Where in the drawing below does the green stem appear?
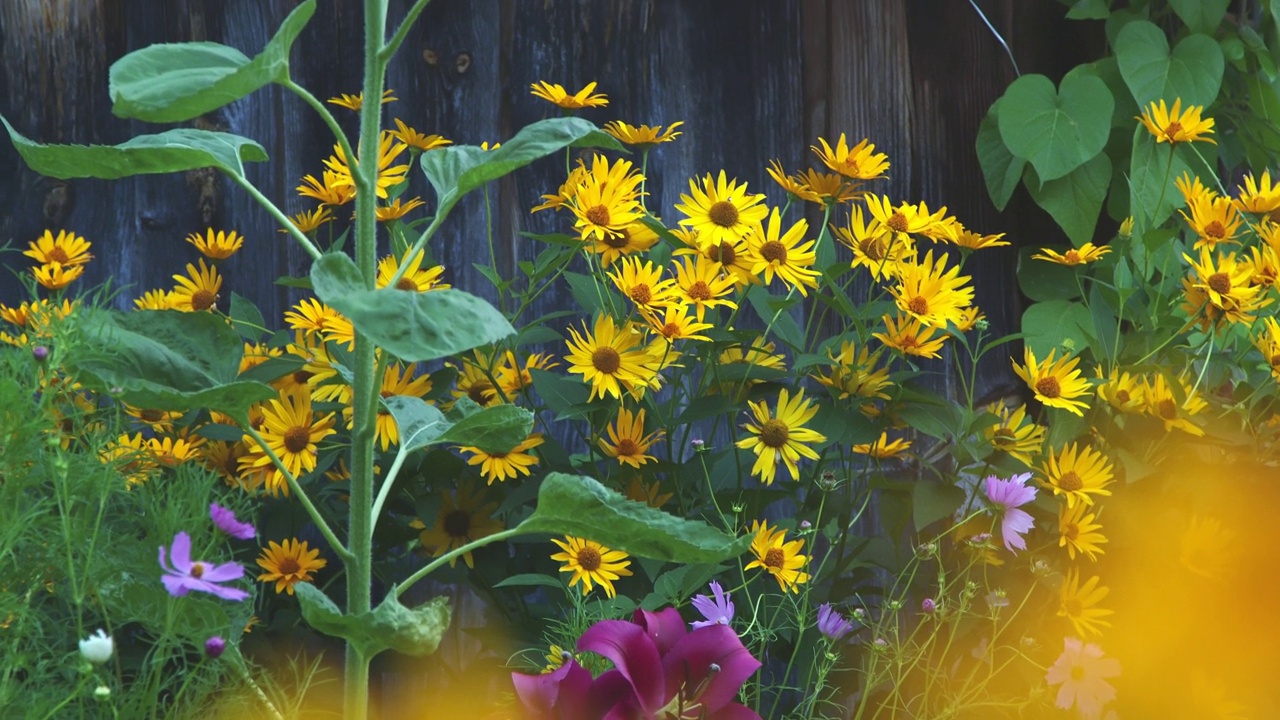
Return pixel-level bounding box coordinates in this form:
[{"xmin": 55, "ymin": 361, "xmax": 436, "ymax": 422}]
[
  {"xmin": 281, "ymin": 78, "xmax": 360, "ymax": 186},
  {"xmin": 394, "ymin": 528, "xmax": 522, "ymax": 599},
  {"xmin": 241, "ymin": 425, "xmax": 352, "ymax": 561},
  {"xmin": 226, "ymin": 173, "xmax": 323, "ymax": 261},
  {"xmin": 380, "ymin": 0, "xmax": 436, "ymax": 63}
]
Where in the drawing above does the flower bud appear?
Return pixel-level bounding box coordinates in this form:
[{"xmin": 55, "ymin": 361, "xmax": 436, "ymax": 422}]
[
  {"xmin": 32, "ymin": 345, "xmax": 49, "ymax": 362},
  {"xmin": 915, "ymin": 542, "xmax": 937, "ymax": 559},
  {"xmin": 79, "ymin": 629, "xmax": 113, "ymax": 665},
  {"xmin": 921, "ymin": 598, "xmax": 937, "ymax": 614},
  {"xmin": 205, "ymin": 636, "xmax": 226, "ymax": 659},
  {"xmin": 94, "ymin": 685, "xmax": 111, "ymax": 701}
]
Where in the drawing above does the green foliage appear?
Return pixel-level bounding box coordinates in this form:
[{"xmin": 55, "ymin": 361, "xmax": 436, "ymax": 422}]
[
  {"xmin": 996, "ymin": 72, "xmax": 1113, "ymax": 182},
  {"xmin": 1115, "ymin": 21, "xmax": 1224, "ymax": 108},
  {"xmin": 1025, "ymin": 153, "xmax": 1112, "ymax": 246},
  {"xmin": 296, "ymin": 584, "xmax": 450, "ymax": 658}
]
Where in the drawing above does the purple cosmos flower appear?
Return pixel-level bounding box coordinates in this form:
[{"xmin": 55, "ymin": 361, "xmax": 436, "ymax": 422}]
[
  {"xmin": 816, "ymin": 603, "xmax": 855, "ymax": 642},
  {"xmin": 205, "ymin": 636, "xmax": 227, "ymax": 659},
  {"xmin": 983, "ymin": 472, "xmax": 1038, "ymax": 553},
  {"xmin": 690, "ymin": 580, "xmax": 735, "ymax": 630},
  {"xmin": 209, "ymin": 502, "xmax": 256, "ymax": 540},
  {"xmin": 159, "ymin": 532, "xmax": 249, "ymax": 601}
]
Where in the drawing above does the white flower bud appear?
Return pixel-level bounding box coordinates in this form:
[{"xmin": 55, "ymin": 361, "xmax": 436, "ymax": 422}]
[{"xmin": 79, "ymin": 629, "xmax": 114, "ymax": 665}]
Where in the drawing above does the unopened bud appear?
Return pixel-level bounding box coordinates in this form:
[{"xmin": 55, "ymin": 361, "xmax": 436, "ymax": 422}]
[
  {"xmin": 32, "ymin": 345, "xmax": 49, "ymax": 362},
  {"xmin": 921, "ymin": 598, "xmax": 937, "ymax": 614},
  {"xmin": 94, "ymin": 685, "xmax": 111, "ymax": 701}
]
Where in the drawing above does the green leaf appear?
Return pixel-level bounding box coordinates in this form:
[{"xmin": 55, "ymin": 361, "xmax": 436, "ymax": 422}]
[
  {"xmin": 493, "ymin": 573, "xmax": 564, "ymax": 590},
  {"xmin": 516, "ymin": 473, "xmax": 750, "ymax": 564},
  {"xmin": 1115, "ymin": 21, "xmax": 1224, "ymax": 108},
  {"xmin": 1128, "ymin": 129, "xmax": 1193, "ymax": 233},
  {"xmin": 976, "ymin": 101, "xmax": 1025, "ymax": 211},
  {"xmin": 311, "ymin": 253, "xmax": 514, "ymax": 363},
  {"xmin": 1, "ymin": 117, "xmax": 267, "ymax": 180},
  {"xmin": 64, "ymin": 309, "xmax": 275, "ymax": 425},
  {"xmin": 421, "ymin": 118, "xmax": 623, "ymax": 217},
  {"xmin": 1168, "ymin": 0, "xmax": 1229, "ymax": 34},
  {"xmin": 1025, "ymin": 153, "xmax": 1112, "ymax": 246},
  {"xmin": 896, "ymin": 395, "xmax": 964, "ymax": 441},
  {"xmin": 237, "ymin": 355, "xmax": 304, "ymax": 385},
  {"xmin": 439, "ymin": 404, "xmax": 534, "ymax": 453},
  {"xmin": 1017, "ymin": 246, "xmax": 1083, "ymax": 302},
  {"xmin": 997, "ymin": 73, "xmax": 1113, "ymax": 182},
  {"xmin": 564, "ymin": 271, "xmax": 612, "ymax": 318},
  {"xmin": 384, "ymin": 396, "xmax": 449, "ymax": 453},
  {"xmin": 1021, "ymin": 300, "xmax": 1094, "ymax": 358},
  {"xmin": 295, "ymin": 583, "xmax": 450, "ymax": 658},
  {"xmin": 229, "ymin": 292, "xmax": 266, "ymax": 340},
  {"xmin": 108, "ymin": 1, "xmax": 315, "ymax": 122},
  {"xmin": 745, "ymin": 286, "xmax": 805, "ymax": 350},
  {"xmin": 529, "ymin": 368, "xmax": 590, "ymax": 419},
  {"xmin": 1066, "ymin": 0, "xmax": 1110, "ymax": 20},
  {"xmin": 912, "ymin": 480, "xmax": 965, "ymax": 532}
]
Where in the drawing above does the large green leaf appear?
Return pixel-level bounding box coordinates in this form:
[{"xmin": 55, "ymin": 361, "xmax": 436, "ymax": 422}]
[
  {"xmin": 421, "ymin": 117, "xmax": 623, "ymax": 217},
  {"xmin": 2, "ymin": 117, "xmax": 266, "ymax": 180},
  {"xmin": 1021, "ymin": 300, "xmax": 1094, "ymax": 358},
  {"xmin": 1128, "ymin": 128, "xmax": 1193, "ymax": 233},
  {"xmin": 1026, "ymin": 153, "xmax": 1112, "ymax": 247},
  {"xmin": 975, "ymin": 100, "xmax": 1025, "ymax": 211},
  {"xmin": 1115, "ymin": 22, "xmax": 1224, "ymax": 108},
  {"xmin": 997, "ymin": 73, "xmax": 1113, "ymax": 182},
  {"xmin": 384, "ymin": 396, "xmax": 450, "ymax": 453},
  {"xmin": 296, "ymin": 583, "xmax": 450, "ymax": 658},
  {"xmin": 1168, "ymin": 0, "xmax": 1229, "ymax": 34},
  {"xmin": 439, "ymin": 404, "xmax": 534, "ymax": 453},
  {"xmin": 310, "ymin": 253, "xmax": 514, "ymax": 363},
  {"xmin": 64, "ymin": 309, "xmax": 276, "ymax": 424},
  {"xmin": 913, "ymin": 480, "xmax": 966, "ymax": 532},
  {"xmin": 516, "ymin": 473, "xmax": 750, "ymax": 564},
  {"xmin": 110, "ymin": 1, "xmax": 315, "ymax": 122}
]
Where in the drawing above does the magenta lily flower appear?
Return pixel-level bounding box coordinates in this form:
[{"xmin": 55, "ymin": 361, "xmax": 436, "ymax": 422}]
[
  {"xmin": 691, "ymin": 580, "xmax": 735, "ymax": 630},
  {"xmin": 209, "ymin": 502, "xmax": 256, "ymax": 540},
  {"xmin": 511, "ymin": 657, "xmax": 597, "ymax": 720},
  {"xmin": 983, "ymin": 472, "xmax": 1038, "ymax": 553},
  {"xmin": 159, "ymin": 531, "xmax": 249, "ymax": 601}
]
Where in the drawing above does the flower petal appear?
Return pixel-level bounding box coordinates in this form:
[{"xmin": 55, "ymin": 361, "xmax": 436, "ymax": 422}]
[
  {"xmin": 662, "ymin": 625, "xmax": 761, "ymax": 712},
  {"xmin": 578, "ymin": 619, "xmax": 665, "ymax": 711},
  {"xmin": 169, "ymin": 531, "xmax": 193, "ymax": 572}
]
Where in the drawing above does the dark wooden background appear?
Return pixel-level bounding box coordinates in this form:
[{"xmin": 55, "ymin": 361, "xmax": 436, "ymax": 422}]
[{"xmin": 0, "ymin": 0, "xmax": 1093, "ymax": 394}]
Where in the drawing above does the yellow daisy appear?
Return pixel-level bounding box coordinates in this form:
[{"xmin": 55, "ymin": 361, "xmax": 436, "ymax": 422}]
[
  {"xmin": 1012, "ymin": 347, "xmax": 1091, "ymax": 416},
  {"xmin": 532, "ymin": 160, "xmax": 588, "ymax": 213},
  {"xmin": 281, "ymin": 206, "xmax": 334, "ymax": 234},
  {"xmin": 376, "ymin": 248, "xmax": 449, "ymax": 292},
  {"xmin": 322, "ymin": 130, "xmax": 409, "ymax": 199},
  {"xmin": 550, "ymin": 536, "xmax": 632, "ymax": 598},
  {"xmin": 891, "ymin": 250, "xmax": 974, "ymax": 328},
  {"xmin": 326, "ymin": 89, "xmax": 396, "ymax": 110},
  {"xmin": 851, "ymin": 431, "xmax": 912, "ymax": 459},
  {"xmin": 624, "ymin": 477, "xmax": 673, "ymax": 508},
  {"xmin": 375, "ymin": 197, "xmax": 426, "ymax": 222},
  {"xmin": 564, "ymin": 315, "xmax": 663, "ymax": 401},
  {"xmin": 23, "ymin": 229, "xmax": 92, "ymax": 267},
  {"xmin": 947, "ymin": 225, "xmax": 1010, "ymax": 250},
  {"xmin": 185, "ymin": 228, "xmax": 244, "ymax": 260},
  {"xmin": 1182, "ymin": 247, "xmax": 1267, "ymax": 327},
  {"xmin": 873, "ymin": 313, "xmax": 947, "ymax": 359},
  {"xmin": 459, "ymin": 432, "xmax": 543, "ymax": 484},
  {"xmin": 644, "ymin": 303, "xmax": 714, "ymax": 343},
  {"xmin": 766, "ymin": 159, "xmax": 822, "ymax": 204},
  {"xmin": 587, "ymin": 221, "xmax": 659, "ymax": 267},
  {"xmin": 598, "ymin": 406, "xmax": 664, "ymax": 468},
  {"xmin": 1143, "ymin": 373, "xmax": 1206, "ymax": 437},
  {"xmin": 134, "ymin": 289, "xmax": 176, "ymax": 311},
  {"xmin": 170, "ymin": 258, "xmax": 222, "ymax": 312},
  {"xmin": 296, "ymin": 170, "xmax": 356, "ymax": 206},
  {"xmin": 735, "ymin": 387, "xmax": 827, "ymax": 485},
  {"xmin": 389, "ymin": 118, "xmax": 451, "ymax": 152},
  {"xmin": 240, "ymin": 386, "xmax": 337, "ymax": 497},
  {"xmin": 607, "ymin": 257, "xmax": 677, "ymax": 312},
  {"xmin": 983, "ymin": 402, "xmax": 1045, "ymax": 467},
  {"xmin": 1058, "ymin": 569, "xmax": 1114, "ymax": 637},
  {"xmin": 743, "ymin": 520, "xmax": 810, "ymax": 593},
  {"xmin": 1176, "ymin": 172, "xmax": 1216, "ymax": 208},
  {"xmin": 32, "ymin": 262, "xmax": 84, "ymax": 291},
  {"xmin": 145, "ymin": 435, "xmax": 203, "ymax": 469},
  {"xmin": 530, "ymin": 80, "xmax": 608, "ymax": 109},
  {"xmin": 1233, "ymin": 169, "xmax": 1280, "ymax": 215},
  {"xmin": 1253, "ymin": 316, "xmax": 1280, "ymax": 381},
  {"xmin": 568, "ymin": 155, "xmax": 645, "ymax": 244},
  {"xmin": 1137, "ymin": 98, "xmax": 1215, "ymax": 145},
  {"xmin": 1095, "ymin": 367, "xmax": 1146, "ymax": 414},
  {"xmin": 343, "ymin": 363, "xmax": 433, "ymax": 451},
  {"xmin": 284, "ymin": 298, "xmax": 342, "ymax": 339},
  {"xmin": 714, "ymin": 338, "xmax": 787, "ymax": 395},
  {"xmin": 416, "ymin": 483, "xmax": 503, "ymax": 569},
  {"xmin": 1040, "ymin": 442, "xmax": 1113, "ymax": 508},
  {"xmin": 602, "ymin": 120, "xmax": 683, "ymax": 149},
  {"xmin": 256, "ymin": 538, "xmax": 327, "ymax": 595},
  {"xmin": 495, "ymin": 350, "xmax": 559, "ymax": 398},
  {"xmin": 1059, "ymin": 501, "xmax": 1108, "ymax": 561},
  {"xmin": 744, "ymin": 207, "xmax": 821, "ymax": 295},
  {"xmin": 100, "ymin": 432, "xmax": 158, "ymax": 487},
  {"xmin": 670, "ymin": 255, "xmax": 738, "ymax": 321},
  {"xmin": 864, "ymin": 195, "xmax": 946, "ymax": 238},
  {"xmin": 675, "ymin": 170, "xmax": 769, "ymax": 247},
  {"xmin": 835, "ymin": 205, "xmax": 916, "ymax": 281},
  {"xmin": 1031, "ymin": 243, "xmax": 1112, "ymax": 266},
  {"xmin": 812, "ymin": 339, "xmax": 892, "ymax": 402},
  {"xmin": 1180, "ymin": 195, "xmax": 1243, "ymax": 250},
  {"xmin": 810, "ymin": 134, "xmax": 890, "ymax": 180}
]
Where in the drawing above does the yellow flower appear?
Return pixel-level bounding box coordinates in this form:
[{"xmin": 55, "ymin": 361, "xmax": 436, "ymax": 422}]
[
  {"xmin": 550, "ymin": 536, "xmax": 632, "ymax": 598},
  {"xmin": 744, "ymin": 207, "xmax": 821, "ymax": 295},
  {"xmin": 494, "ymin": 350, "xmax": 558, "ymax": 397},
  {"xmin": 1040, "ymin": 442, "xmax": 1113, "ymax": 508},
  {"xmin": 480, "ymin": 141, "xmax": 501, "ymax": 151},
  {"xmin": 1058, "ymin": 569, "xmax": 1114, "ymax": 637},
  {"xmin": 1253, "ymin": 316, "xmax": 1280, "ymax": 381},
  {"xmin": 891, "ymin": 250, "xmax": 974, "ymax": 328},
  {"xmin": 864, "ymin": 195, "xmax": 946, "ymax": 238},
  {"xmin": 460, "ymin": 432, "xmax": 544, "ymax": 484},
  {"xmin": 743, "ymin": 520, "xmax": 810, "ymax": 593},
  {"xmin": 1180, "ymin": 195, "xmax": 1243, "ymax": 250},
  {"xmin": 530, "ymin": 80, "xmax": 608, "ymax": 109},
  {"xmin": 326, "ymin": 89, "xmax": 397, "ymax": 110},
  {"xmin": 1137, "ymin": 98, "xmax": 1215, "ymax": 144},
  {"xmin": 1180, "ymin": 515, "xmax": 1240, "ymax": 581},
  {"xmin": 1012, "ymin": 347, "xmax": 1091, "ymax": 416},
  {"xmin": 812, "ymin": 340, "xmax": 892, "ymax": 401},
  {"xmin": 1175, "ymin": 172, "xmax": 1216, "ymax": 208},
  {"xmin": 953, "ymin": 306, "xmax": 984, "ymax": 332},
  {"xmin": 375, "ymin": 248, "xmax": 449, "ymax": 292},
  {"xmin": 23, "ymin": 229, "xmax": 92, "ymax": 267},
  {"xmin": 375, "ymin": 197, "xmax": 426, "ymax": 222},
  {"xmin": 568, "ymin": 155, "xmax": 645, "ymax": 244},
  {"xmin": 532, "ymin": 160, "xmax": 588, "ymax": 213},
  {"xmin": 766, "ymin": 160, "xmax": 858, "ymax": 205},
  {"xmin": 675, "ymin": 171, "xmax": 769, "ymax": 247},
  {"xmin": 670, "ymin": 255, "xmax": 738, "ymax": 321},
  {"xmin": 284, "ymin": 298, "xmax": 343, "ymax": 339},
  {"xmin": 1181, "ymin": 247, "xmax": 1267, "ymax": 327},
  {"xmin": 736, "ymin": 388, "xmax": 827, "ymax": 485},
  {"xmin": 598, "ymin": 407, "xmax": 663, "ymax": 468},
  {"xmin": 810, "ymin": 134, "xmax": 890, "ymax": 180},
  {"xmin": 256, "ymin": 538, "xmax": 327, "ymax": 595},
  {"xmin": 100, "ymin": 432, "xmax": 157, "ymax": 487},
  {"xmin": 1143, "ymin": 373, "xmax": 1206, "ymax": 437},
  {"xmin": 170, "ymin": 258, "xmax": 222, "ymax": 312},
  {"xmin": 145, "ymin": 435, "xmax": 203, "ymax": 469},
  {"xmin": 186, "ymin": 228, "xmax": 243, "ymax": 260},
  {"xmin": 564, "ymin": 315, "xmax": 663, "ymax": 401},
  {"xmin": 1095, "ymin": 367, "xmax": 1146, "ymax": 414},
  {"xmin": 624, "ymin": 478, "xmax": 672, "ymax": 508},
  {"xmin": 983, "ymin": 402, "xmax": 1045, "ymax": 467},
  {"xmin": 343, "ymin": 363, "xmax": 433, "ymax": 451},
  {"xmin": 389, "ymin": 118, "xmax": 451, "ymax": 151},
  {"xmin": 873, "ymin": 313, "xmax": 947, "ymax": 359},
  {"xmin": 240, "ymin": 387, "xmax": 337, "ymax": 497},
  {"xmin": 1031, "ymin": 243, "xmax": 1112, "ymax": 266},
  {"xmin": 131, "ymin": 290, "xmax": 175, "ymax": 311},
  {"xmin": 714, "ymin": 338, "xmax": 787, "ymax": 395},
  {"xmin": 766, "ymin": 159, "xmax": 822, "ymax": 204},
  {"xmin": 297, "ymin": 170, "xmax": 356, "ymax": 206},
  {"xmin": 201, "ymin": 439, "xmax": 250, "ymax": 488},
  {"xmin": 1233, "ymin": 169, "xmax": 1280, "ymax": 215},
  {"xmin": 1245, "ymin": 244, "xmax": 1280, "ymax": 287},
  {"xmin": 32, "ymin": 262, "xmax": 83, "ymax": 291},
  {"xmin": 281, "ymin": 207, "xmax": 334, "ymax": 234},
  {"xmin": 416, "ymin": 483, "xmax": 503, "ymax": 569},
  {"xmin": 1118, "ymin": 216, "xmax": 1134, "ymax": 238},
  {"xmin": 851, "ymin": 431, "xmax": 912, "ymax": 459},
  {"xmin": 322, "ymin": 131, "xmax": 409, "ymax": 199},
  {"xmin": 608, "ymin": 257, "xmax": 677, "ymax": 312},
  {"xmin": 602, "ymin": 120, "xmax": 683, "ymax": 148},
  {"xmin": 124, "ymin": 404, "xmax": 182, "ymax": 433},
  {"xmin": 644, "ymin": 303, "xmax": 713, "ymax": 343},
  {"xmin": 835, "ymin": 206, "xmax": 915, "ymax": 281},
  {"xmin": 587, "ymin": 221, "xmax": 659, "ymax": 267},
  {"xmin": 946, "ymin": 225, "xmax": 1010, "ymax": 250},
  {"xmin": 1059, "ymin": 501, "xmax": 1107, "ymax": 561}
]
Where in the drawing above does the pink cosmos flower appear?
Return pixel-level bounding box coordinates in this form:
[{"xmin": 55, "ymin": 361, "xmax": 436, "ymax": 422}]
[
  {"xmin": 159, "ymin": 531, "xmax": 249, "ymax": 601},
  {"xmin": 983, "ymin": 472, "xmax": 1038, "ymax": 552},
  {"xmin": 1045, "ymin": 637, "xmax": 1121, "ymax": 718},
  {"xmin": 210, "ymin": 502, "xmax": 256, "ymax": 540}
]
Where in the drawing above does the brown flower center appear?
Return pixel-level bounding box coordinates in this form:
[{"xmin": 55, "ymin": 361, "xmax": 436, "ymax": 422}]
[
  {"xmin": 1057, "ymin": 471, "xmax": 1083, "ymax": 492},
  {"xmin": 763, "ymin": 547, "xmax": 786, "ymax": 569},
  {"xmin": 1035, "ymin": 376, "xmax": 1062, "ymax": 399},
  {"xmin": 862, "ymin": 237, "xmax": 887, "ymax": 261},
  {"xmin": 615, "ymin": 438, "xmax": 640, "ymax": 456},
  {"xmin": 887, "ymin": 212, "xmax": 908, "ymax": 232},
  {"xmin": 283, "ymin": 426, "xmax": 311, "ymax": 454},
  {"xmin": 48, "ymin": 247, "xmax": 70, "ymax": 264},
  {"xmin": 991, "ymin": 427, "xmax": 1015, "ymax": 448},
  {"xmin": 592, "ymin": 347, "xmax": 621, "ymax": 374},
  {"xmin": 1204, "ymin": 221, "xmax": 1226, "ymax": 239},
  {"xmin": 708, "ymin": 201, "xmax": 739, "ymax": 228},
  {"xmin": 906, "ymin": 296, "xmax": 929, "ymax": 316},
  {"xmin": 585, "ymin": 204, "xmax": 611, "ymax": 227},
  {"xmin": 1206, "ymin": 272, "xmax": 1231, "ymax": 295},
  {"xmin": 1163, "ymin": 121, "xmax": 1183, "ymax": 139},
  {"xmin": 443, "ymin": 509, "xmax": 471, "ymax": 538},
  {"xmin": 759, "ymin": 240, "xmax": 788, "ymax": 264},
  {"xmin": 396, "ymin": 277, "xmax": 418, "ymax": 291},
  {"xmin": 603, "ymin": 228, "xmax": 631, "ymax": 249},
  {"xmin": 293, "ymin": 370, "xmax": 314, "ymax": 385},
  {"xmin": 277, "ymin": 556, "xmax": 301, "ymax": 576},
  {"xmin": 661, "ymin": 322, "xmax": 681, "ymax": 338},
  {"xmin": 1157, "ymin": 398, "xmax": 1178, "ymax": 420},
  {"xmin": 141, "ymin": 409, "xmax": 165, "ymax": 423},
  {"xmin": 759, "ymin": 419, "xmax": 790, "ymax": 448},
  {"xmin": 710, "ymin": 242, "xmax": 738, "ymax": 265},
  {"xmin": 629, "ymin": 284, "xmax": 653, "ymax": 305},
  {"xmin": 687, "ymin": 280, "xmax": 712, "ymax": 301},
  {"xmin": 1063, "ymin": 523, "xmax": 1079, "ymax": 541},
  {"xmin": 191, "ymin": 289, "xmax": 216, "ymax": 312},
  {"xmin": 1064, "ymin": 250, "xmax": 1081, "ymax": 264},
  {"xmin": 576, "ymin": 546, "xmax": 602, "ymax": 572},
  {"xmin": 1114, "ymin": 389, "xmax": 1130, "ymax": 403},
  {"xmin": 190, "ymin": 562, "xmax": 206, "ymax": 579},
  {"xmin": 468, "ymin": 382, "xmax": 495, "ymax": 404}
]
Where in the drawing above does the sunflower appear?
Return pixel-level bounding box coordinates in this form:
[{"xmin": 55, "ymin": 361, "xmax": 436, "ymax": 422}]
[
  {"xmin": 32, "ymin": 262, "xmax": 83, "ymax": 291},
  {"xmin": 1040, "ymin": 442, "xmax": 1113, "ymax": 509},
  {"xmin": 568, "ymin": 155, "xmax": 645, "ymax": 244},
  {"xmin": 170, "ymin": 258, "xmax": 222, "ymax": 312},
  {"xmin": 676, "ymin": 171, "xmax": 770, "ymax": 247},
  {"xmin": 186, "ymin": 228, "xmax": 243, "ymax": 260},
  {"xmin": 284, "ymin": 298, "xmax": 341, "ymax": 339},
  {"xmin": 873, "ymin": 313, "xmax": 947, "ymax": 359},
  {"xmin": 323, "ymin": 130, "xmax": 409, "ymax": 199},
  {"xmin": 1182, "ymin": 247, "xmax": 1266, "ymax": 327},
  {"xmin": 602, "ymin": 120, "xmax": 683, "ymax": 149},
  {"xmin": 669, "ymin": 255, "xmax": 738, "ymax": 321},
  {"xmin": 1058, "ymin": 569, "xmax": 1113, "ymax": 637},
  {"xmin": 460, "ymin": 432, "xmax": 543, "ymax": 484},
  {"xmin": 812, "ymin": 339, "xmax": 892, "ymax": 401},
  {"xmin": 240, "ymin": 386, "xmax": 337, "ymax": 497},
  {"xmin": 451, "ymin": 352, "xmax": 501, "ymax": 407},
  {"xmin": 1254, "ymin": 316, "xmax": 1280, "ymax": 381},
  {"xmin": 124, "ymin": 404, "xmax": 182, "ymax": 433},
  {"xmin": 495, "ymin": 351, "xmax": 558, "ymax": 396},
  {"xmin": 376, "ymin": 197, "xmax": 426, "ymax": 222},
  {"xmin": 1031, "ymin": 243, "xmax": 1112, "ymax": 266},
  {"xmin": 550, "ymin": 536, "xmax": 632, "ymax": 598},
  {"xmin": 133, "ymin": 289, "xmax": 176, "ymax": 311},
  {"xmin": 530, "ymin": 80, "xmax": 608, "ymax": 109},
  {"xmin": 376, "ymin": 248, "xmax": 449, "ymax": 292},
  {"xmin": 810, "ymin": 134, "xmax": 890, "ymax": 180},
  {"xmin": 297, "ymin": 170, "xmax": 356, "ymax": 206},
  {"xmin": 736, "ymin": 387, "xmax": 826, "ymax": 485},
  {"xmin": 23, "ymin": 229, "xmax": 92, "ymax": 267},
  {"xmin": 1013, "ymin": 347, "xmax": 1091, "ymax": 416},
  {"xmin": 891, "ymin": 250, "xmax": 974, "ymax": 328},
  {"xmin": 743, "ymin": 520, "xmax": 810, "ymax": 593},
  {"xmin": 1143, "ymin": 373, "xmax": 1206, "ymax": 437},
  {"xmin": 644, "ymin": 303, "xmax": 713, "ymax": 343},
  {"xmin": 983, "ymin": 402, "xmax": 1045, "ymax": 467},
  {"xmin": 865, "ymin": 195, "xmax": 946, "ymax": 238},
  {"xmin": 564, "ymin": 314, "xmax": 663, "ymax": 401},
  {"xmin": 1095, "ymin": 367, "xmax": 1146, "ymax": 414},
  {"xmin": 256, "ymin": 538, "xmax": 327, "ymax": 595},
  {"xmin": 624, "ymin": 477, "xmax": 673, "ymax": 508},
  {"xmin": 607, "ymin": 257, "xmax": 677, "ymax": 312},
  {"xmin": 326, "ymin": 89, "xmax": 397, "ymax": 110},
  {"xmin": 1233, "ymin": 169, "xmax": 1280, "ymax": 215},
  {"xmin": 851, "ymin": 431, "xmax": 912, "ymax": 459},
  {"xmin": 598, "ymin": 406, "xmax": 664, "ymax": 468},
  {"xmin": 416, "ymin": 483, "xmax": 503, "ymax": 568},
  {"xmin": 766, "ymin": 159, "xmax": 822, "ymax": 204},
  {"xmin": 532, "ymin": 161, "xmax": 588, "ymax": 214},
  {"xmin": 1137, "ymin": 98, "xmax": 1215, "ymax": 145},
  {"xmin": 1059, "ymin": 501, "xmax": 1107, "ymax": 561},
  {"xmin": 389, "ymin": 118, "xmax": 451, "ymax": 152},
  {"xmin": 835, "ymin": 206, "xmax": 916, "ymax": 281},
  {"xmin": 1180, "ymin": 195, "xmax": 1243, "ymax": 250},
  {"xmin": 281, "ymin": 206, "xmax": 334, "ymax": 234},
  {"xmin": 744, "ymin": 207, "xmax": 821, "ymax": 295},
  {"xmin": 588, "ymin": 221, "xmax": 659, "ymax": 267}
]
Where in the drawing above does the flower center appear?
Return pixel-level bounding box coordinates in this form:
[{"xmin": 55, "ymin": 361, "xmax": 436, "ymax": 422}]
[
  {"xmin": 277, "ymin": 556, "xmax": 301, "ymax": 576},
  {"xmin": 592, "ymin": 347, "xmax": 621, "ymax": 374},
  {"xmin": 763, "ymin": 547, "xmax": 786, "ymax": 569},
  {"xmin": 1035, "ymin": 376, "xmax": 1062, "ymax": 399},
  {"xmin": 887, "ymin": 212, "xmax": 908, "ymax": 233},
  {"xmin": 1062, "ymin": 598, "xmax": 1083, "ymax": 618},
  {"xmin": 48, "ymin": 247, "xmax": 70, "ymax": 263},
  {"xmin": 396, "ymin": 277, "xmax": 418, "ymax": 291},
  {"xmin": 1057, "ymin": 471, "xmax": 1083, "ymax": 492},
  {"xmin": 1069, "ymin": 664, "xmax": 1087, "ymax": 682},
  {"xmin": 759, "ymin": 240, "xmax": 788, "ymax": 264},
  {"xmin": 1164, "ymin": 120, "xmax": 1183, "ymax": 139},
  {"xmin": 1204, "ymin": 221, "xmax": 1226, "ymax": 239},
  {"xmin": 862, "ymin": 237, "xmax": 887, "ymax": 261},
  {"xmin": 576, "ymin": 546, "xmax": 602, "ymax": 572},
  {"xmin": 708, "ymin": 201, "xmax": 739, "ymax": 228},
  {"xmin": 661, "ymin": 322, "xmax": 681, "ymax": 339},
  {"xmin": 907, "ymin": 296, "xmax": 929, "ymax": 315},
  {"xmin": 759, "ymin": 419, "xmax": 790, "ymax": 448},
  {"xmin": 293, "ymin": 370, "xmax": 314, "ymax": 385},
  {"xmin": 585, "ymin": 204, "xmax": 611, "ymax": 227},
  {"xmin": 710, "ymin": 242, "xmax": 738, "ymax": 265},
  {"xmin": 141, "ymin": 409, "xmax": 165, "ymax": 423},
  {"xmin": 991, "ymin": 427, "xmax": 1015, "ymax": 448},
  {"xmin": 1064, "ymin": 250, "xmax": 1081, "ymax": 264},
  {"xmin": 1157, "ymin": 398, "xmax": 1178, "ymax": 420},
  {"xmin": 283, "ymin": 426, "xmax": 311, "ymax": 454},
  {"xmin": 603, "ymin": 228, "xmax": 631, "ymax": 249},
  {"xmin": 629, "ymin": 284, "xmax": 653, "ymax": 304},
  {"xmin": 1207, "ymin": 272, "xmax": 1231, "ymax": 295},
  {"xmin": 687, "ymin": 280, "xmax": 713, "ymax": 301},
  {"xmin": 468, "ymin": 382, "xmax": 495, "ymax": 404},
  {"xmin": 443, "ymin": 509, "xmax": 471, "ymax": 538},
  {"xmin": 1114, "ymin": 389, "xmax": 1130, "ymax": 403},
  {"xmin": 615, "ymin": 438, "xmax": 640, "ymax": 456},
  {"xmin": 190, "ymin": 562, "xmax": 206, "ymax": 579},
  {"xmin": 1063, "ymin": 523, "xmax": 1079, "ymax": 541},
  {"xmin": 191, "ymin": 289, "xmax": 216, "ymax": 312}
]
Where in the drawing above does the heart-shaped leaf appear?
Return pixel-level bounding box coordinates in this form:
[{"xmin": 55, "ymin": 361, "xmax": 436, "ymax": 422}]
[
  {"xmin": 1021, "ymin": 299, "xmax": 1094, "ymax": 358},
  {"xmin": 1115, "ymin": 21, "xmax": 1224, "ymax": 108},
  {"xmin": 1025, "ymin": 153, "xmax": 1112, "ymax": 247},
  {"xmin": 997, "ymin": 73, "xmax": 1113, "ymax": 182},
  {"xmin": 976, "ymin": 100, "xmax": 1025, "ymax": 211}
]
